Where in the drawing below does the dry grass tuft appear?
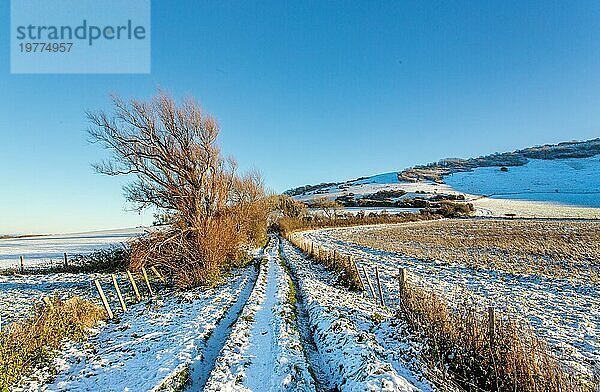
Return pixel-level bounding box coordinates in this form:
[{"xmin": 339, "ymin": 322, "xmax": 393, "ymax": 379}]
[
  {"xmin": 398, "ymin": 282, "xmax": 585, "ymax": 391},
  {"xmin": 0, "ymin": 297, "xmax": 106, "ymax": 390}
]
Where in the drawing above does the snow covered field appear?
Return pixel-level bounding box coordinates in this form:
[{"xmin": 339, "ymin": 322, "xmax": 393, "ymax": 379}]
[
  {"xmin": 7, "ymin": 226, "xmax": 596, "ymax": 389},
  {"xmin": 297, "ymin": 226, "xmax": 600, "ymax": 383},
  {"xmin": 0, "ymin": 272, "xmax": 111, "ymax": 325},
  {"xmin": 0, "ymin": 227, "xmax": 146, "ymax": 270},
  {"xmin": 11, "ymin": 235, "xmax": 448, "ymax": 391}
]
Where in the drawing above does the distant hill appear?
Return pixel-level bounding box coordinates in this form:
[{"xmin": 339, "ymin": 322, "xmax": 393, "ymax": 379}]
[
  {"xmin": 285, "ymin": 138, "xmax": 600, "ymax": 195},
  {"xmin": 399, "ymin": 138, "xmax": 600, "ymax": 183}
]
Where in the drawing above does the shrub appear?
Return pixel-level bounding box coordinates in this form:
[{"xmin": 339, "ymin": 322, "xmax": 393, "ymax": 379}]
[
  {"xmin": 0, "ymin": 297, "xmax": 106, "ymax": 390},
  {"xmin": 64, "ymin": 246, "xmax": 130, "ymax": 273},
  {"xmin": 0, "ymin": 247, "xmax": 130, "ymax": 276}
]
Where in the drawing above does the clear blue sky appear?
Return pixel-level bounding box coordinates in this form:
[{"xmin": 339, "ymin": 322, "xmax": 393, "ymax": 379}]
[{"xmin": 1, "ymin": 1, "xmax": 599, "ymax": 234}]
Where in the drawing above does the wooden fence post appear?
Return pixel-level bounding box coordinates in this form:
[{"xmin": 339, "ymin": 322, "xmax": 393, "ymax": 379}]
[
  {"xmin": 142, "ymin": 267, "xmax": 154, "ymax": 297},
  {"xmin": 398, "ymin": 268, "xmax": 406, "ymax": 295},
  {"xmin": 64, "ymin": 253, "xmax": 68, "ymax": 268},
  {"xmin": 127, "ymin": 270, "xmax": 141, "ymax": 302},
  {"xmin": 94, "ymin": 279, "xmax": 114, "ymax": 319},
  {"xmin": 362, "ymin": 265, "xmax": 376, "ymax": 299},
  {"xmin": 150, "ymin": 266, "xmax": 166, "ymax": 283},
  {"xmin": 375, "ymin": 266, "xmax": 385, "ymax": 307},
  {"xmin": 20, "ymin": 256, "xmax": 24, "ymax": 273},
  {"xmin": 488, "ymin": 306, "xmax": 495, "ymax": 346},
  {"xmin": 112, "ymin": 274, "xmax": 127, "ymax": 312},
  {"xmin": 350, "ymin": 256, "xmax": 365, "ymax": 291}
]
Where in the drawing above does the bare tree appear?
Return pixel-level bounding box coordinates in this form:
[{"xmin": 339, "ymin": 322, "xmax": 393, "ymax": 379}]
[
  {"xmin": 271, "ymin": 195, "xmax": 307, "ymax": 219},
  {"xmin": 88, "ymin": 91, "xmax": 267, "ymax": 287},
  {"xmin": 311, "ymin": 196, "xmax": 342, "ymax": 220}
]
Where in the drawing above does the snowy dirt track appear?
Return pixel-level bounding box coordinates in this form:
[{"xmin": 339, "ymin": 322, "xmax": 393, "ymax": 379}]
[
  {"xmin": 205, "ymin": 235, "xmax": 437, "ymax": 391},
  {"xmin": 297, "ymin": 225, "xmax": 600, "ymax": 383},
  {"xmin": 203, "ymin": 236, "xmax": 315, "ymax": 392}
]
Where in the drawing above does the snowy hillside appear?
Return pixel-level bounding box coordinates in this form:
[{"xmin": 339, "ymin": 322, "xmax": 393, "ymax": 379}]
[
  {"xmin": 286, "ymin": 140, "xmax": 600, "ymax": 219},
  {"xmin": 446, "ymin": 156, "xmax": 600, "ymax": 207}
]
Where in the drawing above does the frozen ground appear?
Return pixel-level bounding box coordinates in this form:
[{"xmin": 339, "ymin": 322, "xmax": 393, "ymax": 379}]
[
  {"xmin": 16, "ymin": 266, "xmax": 257, "ymax": 392},
  {"xmin": 0, "ymin": 227, "xmax": 146, "ymax": 270},
  {"xmin": 12, "ymin": 236, "xmax": 441, "ymax": 391},
  {"xmin": 296, "ymin": 226, "xmax": 600, "ymax": 383},
  {"xmin": 0, "ymin": 272, "xmax": 112, "ymax": 325}
]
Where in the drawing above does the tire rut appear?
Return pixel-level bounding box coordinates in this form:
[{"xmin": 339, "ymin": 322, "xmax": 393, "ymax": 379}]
[
  {"xmin": 277, "ymin": 238, "xmax": 334, "ymax": 392},
  {"xmin": 184, "ymin": 250, "xmax": 263, "ymax": 392}
]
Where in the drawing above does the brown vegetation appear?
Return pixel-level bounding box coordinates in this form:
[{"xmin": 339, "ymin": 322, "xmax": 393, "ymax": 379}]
[
  {"xmin": 286, "ymin": 234, "xmax": 362, "ymax": 290},
  {"xmin": 332, "ymin": 219, "xmax": 600, "ymax": 282},
  {"xmin": 273, "ymin": 211, "xmax": 440, "ymax": 238},
  {"xmin": 88, "ymin": 92, "xmax": 268, "ymax": 287},
  {"xmin": 0, "ymin": 297, "xmax": 106, "ymax": 390},
  {"xmin": 398, "ymin": 280, "xmax": 583, "ymax": 391}
]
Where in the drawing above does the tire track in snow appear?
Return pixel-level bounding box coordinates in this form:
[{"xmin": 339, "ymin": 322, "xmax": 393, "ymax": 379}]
[
  {"xmin": 185, "ymin": 249, "xmax": 262, "ymax": 392},
  {"xmin": 203, "ymin": 236, "xmax": 316, "ymax": 391},
  {"xmin": 279, "ymin": 238, "xmax": 434, "ymax": 392},
  {"xmin": 277, "ymin": 240, "xmax": 332, "ymax": 391}
]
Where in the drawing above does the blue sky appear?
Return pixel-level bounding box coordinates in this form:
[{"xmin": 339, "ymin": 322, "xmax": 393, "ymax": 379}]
[{"xmin": 1, "ymin": 1, "xmax": 599, "ymax": 234}]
